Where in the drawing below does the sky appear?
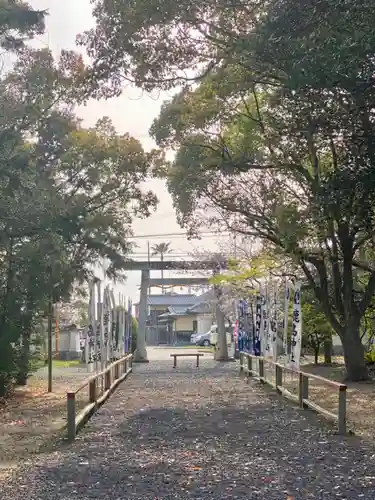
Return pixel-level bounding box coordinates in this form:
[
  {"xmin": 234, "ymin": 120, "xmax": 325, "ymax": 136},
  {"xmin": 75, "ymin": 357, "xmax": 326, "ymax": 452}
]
[{"xmin": 28, "ymin": 1, "xmax": 231, "ymax": 302}]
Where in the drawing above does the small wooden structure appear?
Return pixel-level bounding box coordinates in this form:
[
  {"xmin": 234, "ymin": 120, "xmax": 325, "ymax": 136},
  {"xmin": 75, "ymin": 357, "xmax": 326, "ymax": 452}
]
[{"xmin": 170, "ymin": 352, "xmax": 204, "ymax": 368}]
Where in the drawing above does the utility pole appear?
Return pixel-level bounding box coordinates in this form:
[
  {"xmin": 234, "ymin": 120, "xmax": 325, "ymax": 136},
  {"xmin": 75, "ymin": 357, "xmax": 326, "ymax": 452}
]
[
  {"xmin": 55, "ymin": 303, "xmax": 59, "ymax": 356},
  {"xmin": 147, "ymin": 240, "xmax": 151, "ymax": 295},
  {"xmin": 47, "ymin": 298, "xmax": 53, "ymax": 393}
]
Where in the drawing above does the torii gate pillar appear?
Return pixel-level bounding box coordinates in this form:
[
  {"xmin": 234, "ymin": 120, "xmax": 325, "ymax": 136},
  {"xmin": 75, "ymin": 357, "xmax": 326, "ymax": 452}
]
[{"xmin": 133, "ymin": 269, "xmax": 149, "ymax": 363}]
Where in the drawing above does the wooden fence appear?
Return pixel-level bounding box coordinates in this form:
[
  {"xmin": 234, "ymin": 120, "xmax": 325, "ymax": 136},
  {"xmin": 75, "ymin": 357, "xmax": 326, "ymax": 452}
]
[
  {"xmin": 67, "ymin": 353, "xmax": 133, "ymax": 441},
  {"xmin": 239, "ymin": 352, "xmax": 347, "ymax": 434}
]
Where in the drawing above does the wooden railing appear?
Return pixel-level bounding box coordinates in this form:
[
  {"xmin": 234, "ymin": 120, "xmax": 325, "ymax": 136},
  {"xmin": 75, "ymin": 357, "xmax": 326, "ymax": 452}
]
[
  {"xmin": 239, "ymin": 351, "xmax": 347, "ymax": 434},
  {"xmin": 67, "ymin": 353, "xmax": 133, "ymax": 441}
]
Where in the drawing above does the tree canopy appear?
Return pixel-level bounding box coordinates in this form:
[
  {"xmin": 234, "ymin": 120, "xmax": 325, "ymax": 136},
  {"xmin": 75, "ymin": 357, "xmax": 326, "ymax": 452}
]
[
  {"xmin": 82, "ymin": 0, "xmax": 375, "ymax": 380},
  {"xmin": 0, "ymin": 0, "xmax": 45, "ymax": 50},
  {"xmin": 0, "ymin": 2, "xmax": 160, "ymax": 395},
  {"xmin": 151, "ymin": 242, "xmax": 172, "ymax": 257}
]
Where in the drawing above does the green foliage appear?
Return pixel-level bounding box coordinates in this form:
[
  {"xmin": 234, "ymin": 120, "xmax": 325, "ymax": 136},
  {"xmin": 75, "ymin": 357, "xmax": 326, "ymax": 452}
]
[
  {"xmin": 0, "ymin": 11, "xmax": 159, "ymax": 395},
  {"xmin": 362, "ymin": 302, "xmax": 375, "ymax": 364},
  {"xmin": 209, "ymin": 254, "xmax": 277, "ymax": 293},
  {"xmin": 151, "ymin": 241, "xmax": 172, "ymax": 258},
  {"xmin": 302, "ymin": 294, "xmax": 333, "ymax": 364},
  {"xmin": 82, "ymin": 0, "xmax": 375, "ymax": 381},
  {"xmin": 0, "ymin": 0, "xmax": 45, "ymax": 50},
  {"xmin": 364, "ymin": 351, "xmax": 375, "ymax": 364}
]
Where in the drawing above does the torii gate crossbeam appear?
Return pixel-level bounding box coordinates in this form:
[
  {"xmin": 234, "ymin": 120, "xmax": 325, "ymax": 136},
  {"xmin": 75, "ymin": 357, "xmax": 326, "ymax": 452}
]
[{"xmin": 131, "ymin": 260, "xmax": 227, "ymax": 363}]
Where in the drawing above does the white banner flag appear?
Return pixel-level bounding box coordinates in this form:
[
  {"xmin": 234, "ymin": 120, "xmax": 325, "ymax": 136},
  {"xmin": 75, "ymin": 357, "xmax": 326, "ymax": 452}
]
[
  {"xmin": 103, "ymin": 286, "xmax": 111, "ymax": 366},
  {"xmin": 94, "ymin": 281, "xmax": 104, "ymax": 370},
  {"xmin": 254, "ymin": 294, "xmax": 262, "ymax": 355},
  {"xmin": 264, "ymin": 284, "xmax": 273, "ymax": 358},
  {"xmin": 290, "ymin": 282, "xmax": 302, "ymax": 370},
  {"xmin": 283, "ymin": 280, "xmax": 291, "ymax": 362},
  {"xmin": 259, "ymin": 289, "xmax": 265, "ymax": 355},
  {"xmin": 271, "ymin": 285, "xmax": 278, "ymax": 362},
  {"xmin": 110, "ymin": 290, "xmax": 117, "ymax": 359},
  {"xmin": 86, "ymin": 279, "xmax": 96, "ymax": 372}
]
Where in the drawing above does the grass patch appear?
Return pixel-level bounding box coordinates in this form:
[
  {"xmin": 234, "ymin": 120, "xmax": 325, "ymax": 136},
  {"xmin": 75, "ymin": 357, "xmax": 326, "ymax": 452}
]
[
  {"xmin": 0, "ymin": 368, "xmax": 89, "ymax": 466},
  {"xmin": 29, "ymin": 357, "xmax": 83, "ymax": 373},
  {"xmin": 52, "ymin": 359, "xmax": 82, "ymax": 368},
  {"xmin": 29, "ymin": 358, "xmax": 45, "ymax": 372},
  {"xmin": 180, "ymin": 345, "xmax": 214, "ymax": 352}
]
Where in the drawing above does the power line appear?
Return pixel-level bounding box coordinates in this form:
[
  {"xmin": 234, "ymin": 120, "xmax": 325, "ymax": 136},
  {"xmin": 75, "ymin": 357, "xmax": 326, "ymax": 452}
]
[
  {"xmin": 129, "ymin": 255, "xmax": 207, "ymax": 258},
  {"xmin": 127, "ymin": 231, "xmax": 230, "ymax": 239},
  {"xmin": 130, "ymin": 252, "xmax": 232, "ymax": 255},
  {"xmin": 131, "ymin": 253, "xmax": 193, "ymax": 256},
  {"xmin": 129, "ymin": 255, "xmax": 232, "ymax": 260}
]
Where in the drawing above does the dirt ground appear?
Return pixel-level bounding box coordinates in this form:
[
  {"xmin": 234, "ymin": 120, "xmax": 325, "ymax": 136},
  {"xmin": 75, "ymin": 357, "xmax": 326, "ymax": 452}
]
[
  {"xmin": 1, "ymin": 351, "xmax": 375, "ymax": 480},
  {"xmin": 299, "ymin": 358, "xmax": 375, "ymax": 438},
  {"xmin": 0, "ymin": 365, "xmax": 90, "ymax": 471},
  {"xmin": 261, "ymin": 355, "xmax": 375, "ymax": 439},
  {"xmin": 2, "ymin": 353, "xmax": 375, "ymax": 499}
]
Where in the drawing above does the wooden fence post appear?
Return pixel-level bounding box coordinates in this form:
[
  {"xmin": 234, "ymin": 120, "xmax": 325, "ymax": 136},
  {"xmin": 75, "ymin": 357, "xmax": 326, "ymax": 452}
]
[
  {"xmin": 67, "ymin": 392, "xmax": 76, "ymax": 442},
  {"xmin": 239, "ymin": 352, "xmax": 244, "ymax": 372},
  {"xmin": 338, "ymin": 385, "xmax": 347, "ymax": 434},
  {"xmin": 299, "ymin": 373, "xmax": 308, "ymax": 408},
  {"xmin": 115, "ymin": 363, "xmax": 120, "ymax": 380},
  {"xmin": 89, "ymin": 379, "xmax": 96, "ymax": 403},
  {"xmin": 276, "ymin": 364, "xmax": 282, "ymax": 392},
  {"xmin": 247, "ymin": 355, "xmax": 252, "ymax": 377},
  {"xmin": 105, "ymin": 369, "xmax": 111, "ymax": 391},
  {"xmin": 259, "ymin": 358, "xmax": 265, "ymax": 381}
]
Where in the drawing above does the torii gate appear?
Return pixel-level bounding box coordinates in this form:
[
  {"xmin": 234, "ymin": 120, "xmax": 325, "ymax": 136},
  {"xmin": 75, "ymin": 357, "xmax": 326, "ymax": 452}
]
[{"xmin": 121, "ymin": 260, "xmax": 228, "ymax": 363}]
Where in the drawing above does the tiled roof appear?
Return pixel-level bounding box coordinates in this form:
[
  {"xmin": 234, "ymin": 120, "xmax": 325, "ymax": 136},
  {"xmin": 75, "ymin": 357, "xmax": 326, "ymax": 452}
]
[
  {"xmin": 196, "ymin": 289, "xmax": 216, "ymax": 302},
  {"xmin": 147, "ymin": 294, "xmax": 197, "ymax": 307},
  {"xmin": 158, "ymin": 305, "xmax": 192, "ymax": 318},
  {"xmin": 168, "ymin": 306, "xmax": 189, "ymax": 315},
  {"xmin": 187, "ymin": 302, "xmax": 213, "ymax": 314},
  {"xmin": 187, "ymin": 289, "xmax": 216, "ymax": 314}
]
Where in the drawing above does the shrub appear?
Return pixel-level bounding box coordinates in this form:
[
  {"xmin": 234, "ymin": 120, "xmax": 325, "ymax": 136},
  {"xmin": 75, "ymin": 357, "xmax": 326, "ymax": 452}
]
[{"xmin": 131, "ymin": 317, "xmax": 138, "ymax": 353}]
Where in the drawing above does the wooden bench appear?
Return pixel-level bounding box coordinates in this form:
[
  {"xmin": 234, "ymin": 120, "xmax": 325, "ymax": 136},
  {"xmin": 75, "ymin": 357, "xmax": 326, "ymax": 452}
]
[{"xmin": 170, "ymin": 353, "xmax": 204, "ymax": 368}]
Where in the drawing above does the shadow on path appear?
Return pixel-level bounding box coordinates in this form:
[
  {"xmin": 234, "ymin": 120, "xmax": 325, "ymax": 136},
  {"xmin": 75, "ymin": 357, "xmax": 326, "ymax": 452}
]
[{"xmin": 2, "ymin": 359, "xmax": 375, "ymax": 499}]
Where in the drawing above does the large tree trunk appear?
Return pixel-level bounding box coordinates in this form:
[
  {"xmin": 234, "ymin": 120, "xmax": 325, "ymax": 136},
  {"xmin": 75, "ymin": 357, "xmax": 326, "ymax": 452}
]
[
  {"xmin": 314, "ymin": 346, "xmax": 319, "ymax": 365},
  {"xmin": 214, "ymin": 302, "xmax": 229, "ymax": 360},
  {"xmin": 341, "ymin": 326, "xmax": 367, "ymax": 381},
  {"xmin": 324, "ymin": 339, "xmax": 332, "ymax": 365}
]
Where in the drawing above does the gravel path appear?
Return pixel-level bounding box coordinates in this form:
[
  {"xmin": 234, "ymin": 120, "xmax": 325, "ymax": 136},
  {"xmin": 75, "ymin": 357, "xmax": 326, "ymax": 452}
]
[{"xmin": 1, "ymin": 349, "xmax": 375, "ymax": 499}]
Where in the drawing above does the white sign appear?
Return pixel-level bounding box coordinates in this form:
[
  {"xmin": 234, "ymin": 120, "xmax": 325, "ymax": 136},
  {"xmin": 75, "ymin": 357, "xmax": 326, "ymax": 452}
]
[
  {"xmin": 283, "ymin": 280, "xmax": 291, "ymax": 362},
  {"xmin": 271, "ymin": 286, "xmax": 278, "ymax": 362},
  {"xmin": 86, "ymin": 280, "xmax": 97, "ymax": 372},
  {"xmin": 85, "ymin": 281, "xmax": 133, "ymax": 369},
  {"xmin": 264, "ymin": 285, "xmax": 273, "ymax": 358},
  {"xmin": 290, "ymin": 282, "xmax": 302, "ymax": 370},
  {"xmin": 103, "ymin": 287, "xmax": 111, "ymax": 365},
  {"xmin": 254, "ymin": 294, "xmax": 262, "ymax": 355}
]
